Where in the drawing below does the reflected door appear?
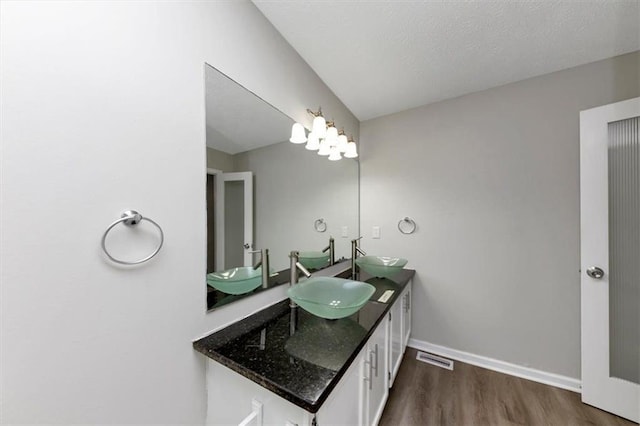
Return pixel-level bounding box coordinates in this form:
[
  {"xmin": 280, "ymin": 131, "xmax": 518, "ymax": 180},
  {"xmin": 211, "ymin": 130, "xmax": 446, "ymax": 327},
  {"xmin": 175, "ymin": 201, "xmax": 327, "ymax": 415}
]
[
  {"xmin": 209, "ymin": 171, "xmax": 254, "ymax": 271},
  {"xmin": 580, "ymin": 97, "xmax": 639, "ymax": 423}
]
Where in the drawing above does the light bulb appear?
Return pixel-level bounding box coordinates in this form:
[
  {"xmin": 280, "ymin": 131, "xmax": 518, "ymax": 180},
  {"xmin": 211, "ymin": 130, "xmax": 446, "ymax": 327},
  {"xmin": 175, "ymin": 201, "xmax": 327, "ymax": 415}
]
[
  {"xmin": 305, "ymin": 132, "xmax": 320, "ymax": 151},
  {"xmin": 344, "ymin": 141, "xmax": 358, "ymax": 158},
  {"xmin": 289, "ymin": 123, "xmax": 307, "ymax": 144},
  {"xmin": 317, "ymin": 138, "xmax": 330, "ymax": 156},
  {"xmin": 325, "ymin": 126, "xmax": 338, "ymax": 147},
  {"xmin": 337, "ymin": 134, "xmax": 348, "ymax": 153},
  {"xmin": 328, "ymin": 146, "xmax": 342, "ymax": 161},
  {"xmin": 312, "ymin": 115, "xmax": 327, "ymax": 139}
]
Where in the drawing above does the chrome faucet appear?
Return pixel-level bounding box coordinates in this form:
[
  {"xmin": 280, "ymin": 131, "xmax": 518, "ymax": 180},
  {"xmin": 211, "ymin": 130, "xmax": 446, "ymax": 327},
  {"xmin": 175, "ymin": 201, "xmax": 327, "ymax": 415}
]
[
  {"xmin": 322, "ymin": 236, "xmax": 335, "ymax": 266},
  {"xmin": 250, "ymin": 248, "xmax": 270, "ymax": 288},
  {"xmin": 351, "ymin": 237, "xmax": 366, "ymax": 279},
  {"xmin": 289, "ymin": 250, "xmax": 312, "ymax": 308}
]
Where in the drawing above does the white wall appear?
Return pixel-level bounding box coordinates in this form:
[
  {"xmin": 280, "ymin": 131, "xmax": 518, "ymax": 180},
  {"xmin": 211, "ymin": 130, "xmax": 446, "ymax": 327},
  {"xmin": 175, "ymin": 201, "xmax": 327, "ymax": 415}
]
[
  {"xmin": 0, "ymin": 1, "xmax": 358, "ymax": 423},
  {"xmin": 360, "ymin": 51, "xmax": 640, "ymax": 379}
]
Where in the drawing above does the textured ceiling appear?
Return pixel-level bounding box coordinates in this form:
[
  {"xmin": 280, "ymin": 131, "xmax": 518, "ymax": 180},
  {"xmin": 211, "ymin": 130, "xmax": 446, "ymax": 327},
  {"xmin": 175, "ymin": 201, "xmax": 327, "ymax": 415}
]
[
  {"xmin": 205, "ymin": 64, "xmax": 293, "ymax": 154},
  {"xmin": 254, "ymin": 0, "xmax": 640, "ymax": 121}
]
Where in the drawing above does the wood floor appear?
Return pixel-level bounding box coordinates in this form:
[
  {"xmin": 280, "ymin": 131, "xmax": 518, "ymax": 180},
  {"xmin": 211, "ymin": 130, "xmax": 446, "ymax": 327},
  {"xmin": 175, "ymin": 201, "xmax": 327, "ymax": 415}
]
[{"xmin": 379, "ymin": 348, "xmax": 637, "ymax": 426}]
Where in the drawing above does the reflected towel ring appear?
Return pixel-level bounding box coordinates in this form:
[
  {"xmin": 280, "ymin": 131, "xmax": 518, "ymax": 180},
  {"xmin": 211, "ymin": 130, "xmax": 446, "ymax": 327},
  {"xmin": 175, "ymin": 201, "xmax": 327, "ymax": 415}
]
[
  {"xmin": 314, "ymin": 218, "xmax": 327, "ymax": 233},
  {"xmin": 397, "ymin": 217, "xmax": 417, "ymax": 235},
  {"xmin": 101, "ymin": 210, "xmax": 164, "ymax": 265}
]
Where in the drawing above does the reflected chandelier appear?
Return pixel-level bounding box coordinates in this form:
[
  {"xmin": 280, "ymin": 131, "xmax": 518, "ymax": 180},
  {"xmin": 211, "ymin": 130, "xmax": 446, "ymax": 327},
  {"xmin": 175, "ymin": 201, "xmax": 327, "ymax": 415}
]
[{"xmin": 289, "ymin": 107, "xmax": 358, "ymax": 161}]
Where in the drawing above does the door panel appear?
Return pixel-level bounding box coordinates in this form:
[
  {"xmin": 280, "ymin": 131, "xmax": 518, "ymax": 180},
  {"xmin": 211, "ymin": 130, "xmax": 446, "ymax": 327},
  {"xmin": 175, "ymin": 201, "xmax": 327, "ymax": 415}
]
[
  {"xmin": 580, "ymin": 97, "xmax": 639, "ymax": 423},
  {"xmin": 389, "ymin": 303, "xmax": 402, "ymax": 387},
  {"xmin": 607, "ymin": 117, "xmax": 639, "ymax": 385},
  {"xmin": 211, "ymin": 171, "xmax": 253, "ymax": 270},
  {"xmin": 402, "ymin": 285, "xmax": 412, "ymax": 350},
  {"xmin": 367, "ymin": 320, "xmax": 389, "ymax": 426}
]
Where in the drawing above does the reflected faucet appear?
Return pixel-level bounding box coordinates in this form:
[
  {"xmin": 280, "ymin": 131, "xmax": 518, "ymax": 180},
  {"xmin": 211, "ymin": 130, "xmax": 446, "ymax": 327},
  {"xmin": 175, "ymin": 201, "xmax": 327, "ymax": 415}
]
[
  {"xmin": 351, "ymin": 237, "xmax": 366, "ymax": 279},
  {"xmin": 322, "ymin": 236, "xmax": 335, "ymax": 266},
  {"xmin": 289, "ymin": 250, "xmax": 312, "ymax": 308},
  {"xmin": 250, "ymin": 248, "xmax": 270, "ymax": 288}
]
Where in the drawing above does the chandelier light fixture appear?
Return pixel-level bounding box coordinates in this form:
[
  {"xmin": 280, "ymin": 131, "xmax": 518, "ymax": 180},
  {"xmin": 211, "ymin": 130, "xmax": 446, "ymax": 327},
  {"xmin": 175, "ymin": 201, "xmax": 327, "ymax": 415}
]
[{"xmin": 289, "ymin": 107, "xmax": 358, "ymax": 161}]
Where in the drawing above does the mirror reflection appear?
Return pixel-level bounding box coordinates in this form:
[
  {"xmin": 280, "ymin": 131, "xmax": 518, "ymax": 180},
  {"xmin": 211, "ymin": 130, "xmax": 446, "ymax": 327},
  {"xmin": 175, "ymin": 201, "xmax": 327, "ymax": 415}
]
[{"xmin": 205, "ymin": 64, "xmax": 359, "ymax": 311}]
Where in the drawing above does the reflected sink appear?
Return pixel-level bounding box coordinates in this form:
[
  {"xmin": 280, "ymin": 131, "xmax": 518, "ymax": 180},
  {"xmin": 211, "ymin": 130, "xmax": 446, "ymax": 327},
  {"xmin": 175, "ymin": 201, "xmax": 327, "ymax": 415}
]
[
  {"xmin": 207, "ymin": 267, "xmax": 265, "ymax": 295},
  {"xmin": 285, "ymin": 315, "xmax": 366, "ymax": 371},
  {"xmin": 355, "ymin": 256, "xmax": 408, "ymax": 279},
  {"xmin": 287, "ymin": 277, "xmax": 375, "ymax": 319},
  {"xmin": 298, "ymin": 251, "xmax": 330, "ymax": 270}
]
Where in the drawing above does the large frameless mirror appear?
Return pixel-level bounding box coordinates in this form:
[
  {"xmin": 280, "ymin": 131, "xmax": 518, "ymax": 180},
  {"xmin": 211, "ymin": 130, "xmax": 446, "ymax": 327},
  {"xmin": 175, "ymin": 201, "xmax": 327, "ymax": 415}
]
[{"xmin": 205, "ymin": 64, "xmax": 359, "ymax": 311}]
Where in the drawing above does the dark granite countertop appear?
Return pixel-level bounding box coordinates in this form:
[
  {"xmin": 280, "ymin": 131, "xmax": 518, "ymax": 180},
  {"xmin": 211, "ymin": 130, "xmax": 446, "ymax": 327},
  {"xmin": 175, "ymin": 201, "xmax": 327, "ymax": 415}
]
[{"xmin": 193, "ymin": 268, "xmax": 415, "ymax": 413}]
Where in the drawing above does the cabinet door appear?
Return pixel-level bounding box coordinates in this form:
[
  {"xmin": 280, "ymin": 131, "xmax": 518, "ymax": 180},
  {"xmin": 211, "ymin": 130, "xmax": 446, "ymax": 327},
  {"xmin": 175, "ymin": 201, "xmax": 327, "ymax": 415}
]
[
  {"xmin": 317, "ymin": 348, "xmax": 366, "ymax": 426},
  {"xmin": 389, "ymin": 299, "xmax": 403, "ymax": 387},
  {"xmin": 366, "ymin": 320, "xmax": 389, "ymax": 426},
  {"xmin": 206, "ymin": 360, "xmax": 309, "ymax": 425},
  {"xmin": 402, "ymin": 283, "xmax": 412, "ymax": 350}
]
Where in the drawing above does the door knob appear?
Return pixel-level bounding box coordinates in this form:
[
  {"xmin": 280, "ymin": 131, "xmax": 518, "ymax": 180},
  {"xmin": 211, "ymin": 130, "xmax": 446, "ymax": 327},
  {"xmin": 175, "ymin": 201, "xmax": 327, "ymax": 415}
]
[{"xmin": 586, "ymin": 266, "xmax": 605, "ymax": 279}]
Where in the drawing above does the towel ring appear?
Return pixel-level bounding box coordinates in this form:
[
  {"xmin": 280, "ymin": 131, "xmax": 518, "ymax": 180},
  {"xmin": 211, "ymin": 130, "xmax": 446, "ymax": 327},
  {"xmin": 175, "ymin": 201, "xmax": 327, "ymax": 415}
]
[
  {"xmin": 397, "ymin": 217, "xmax": 417, "ymax": 235},
  {"xmin": 314, "ymin": 218, "xmax": 327, "ymax": 233},
  {"xmin": 101, "ymin": 210, "xmax": 164, "ymax": 265}
]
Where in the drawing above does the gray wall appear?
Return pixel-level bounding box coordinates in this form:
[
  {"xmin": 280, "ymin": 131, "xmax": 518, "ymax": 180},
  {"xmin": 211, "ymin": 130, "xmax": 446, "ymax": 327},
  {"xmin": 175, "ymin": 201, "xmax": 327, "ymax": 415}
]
[
  {"xmin": 360, "ymin": 51, "xmax": 640, "ymax": 379},
  {"xmin": 236, "ymin": 141, "xmax": 359, "ymax": 271},
  {"xmin": 207, "ymin": 146, "xmax": 236, "ymax": 172}
]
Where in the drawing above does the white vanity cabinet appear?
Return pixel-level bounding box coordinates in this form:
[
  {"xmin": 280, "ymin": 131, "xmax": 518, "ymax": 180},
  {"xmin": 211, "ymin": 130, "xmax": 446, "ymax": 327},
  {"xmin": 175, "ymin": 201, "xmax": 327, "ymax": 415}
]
[
  {"xmin": 388, "ymin": 280, "xmax": 412, "ymax": 387},
  {"xmin": 198, "ymin": 276, "xmax": 414, "ymax": 426},
  {"xmin": 361, "ymin": 316, "xmax": 389, "ymax": 426},
  {"xmin": 205, "ymin": 347, "xmax": 366, "ymax": 426},
  {"xmin": 401, "ymin": 284, "xmax": 412, "ymax": 348}
]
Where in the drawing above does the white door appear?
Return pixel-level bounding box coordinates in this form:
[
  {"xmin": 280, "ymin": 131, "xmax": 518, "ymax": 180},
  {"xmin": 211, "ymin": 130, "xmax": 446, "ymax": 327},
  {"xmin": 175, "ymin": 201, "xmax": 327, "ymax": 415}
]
[
  {"xmin": 580, "ymin": 97, "xmax": 639, "ymax": 423},
  {"xmin": 209, "ymin": 170, "xmax": 254, "ymax": 270}
]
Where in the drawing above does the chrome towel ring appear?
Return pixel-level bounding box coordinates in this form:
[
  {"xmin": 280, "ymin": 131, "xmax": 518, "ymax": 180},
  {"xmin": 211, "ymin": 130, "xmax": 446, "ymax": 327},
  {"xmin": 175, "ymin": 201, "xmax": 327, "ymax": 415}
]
[
  {"xmin": 314, "ymin": 218, "xmax": 327, "ymax": 233},
  {"xmin": 101, "ymin": 210, "xmax": 164, "ymax": 265},
  {"xmin": 397, "ymin": 217, "xmax": 417, "ymax": 235}
]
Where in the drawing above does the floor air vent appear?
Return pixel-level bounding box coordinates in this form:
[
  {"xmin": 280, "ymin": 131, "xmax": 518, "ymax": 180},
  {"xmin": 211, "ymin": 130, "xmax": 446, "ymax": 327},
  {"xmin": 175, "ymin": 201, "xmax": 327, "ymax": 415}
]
[{"xmin": 416, "ymin": 351, "xmax": 454, "ymax": 370}]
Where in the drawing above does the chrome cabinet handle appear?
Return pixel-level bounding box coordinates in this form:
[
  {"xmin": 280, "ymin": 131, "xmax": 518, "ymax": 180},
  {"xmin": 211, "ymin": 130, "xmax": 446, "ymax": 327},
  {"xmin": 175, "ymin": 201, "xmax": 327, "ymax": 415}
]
[
  {"xmin": 373, "ymin": 344, "xmax": 379, "ymax": 377},
  {"xmin": 363, "ymin": 376, "xmax": 371, "ymax": 391},
  {"xmin": 368, "ymin": 351, "xmax": 374, "ymax": 388},
  {"xmin": 586, "ymin": 266, "xmax": 605, "ymax": 279},
  {"xmin": 363, "ymin": 352, "xmax": 373, "ymax": 390}
]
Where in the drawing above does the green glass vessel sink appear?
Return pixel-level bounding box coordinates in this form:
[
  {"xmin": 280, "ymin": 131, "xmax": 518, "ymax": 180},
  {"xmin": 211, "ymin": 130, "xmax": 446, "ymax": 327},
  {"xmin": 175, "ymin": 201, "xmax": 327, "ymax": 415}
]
[
  {"xmin": 207, "ymin": 267, "xmax": 265, "ymax": 295},
  {"xmin": 287, "ymin": 277, "xmax": 375, "ymax": 319},
  {"xmin": 298, "ymin": 251, "xmax": 330, "ymax": 270},
  {"xmin": 355, "ymin": 256, "xmax": 408, "ymax": 279}
]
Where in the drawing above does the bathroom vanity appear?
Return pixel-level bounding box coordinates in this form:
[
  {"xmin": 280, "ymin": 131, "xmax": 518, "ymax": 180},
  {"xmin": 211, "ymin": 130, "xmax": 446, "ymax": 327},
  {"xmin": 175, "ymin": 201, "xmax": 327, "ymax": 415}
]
[{"xmin": 194, "ymin": 268, "xmax": 414, "ymax": 426}]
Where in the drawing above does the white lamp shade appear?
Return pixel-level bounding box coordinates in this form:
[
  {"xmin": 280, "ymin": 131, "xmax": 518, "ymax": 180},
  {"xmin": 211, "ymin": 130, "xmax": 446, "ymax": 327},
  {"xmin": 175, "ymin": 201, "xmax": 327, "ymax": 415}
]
[
  {"xmin": 289, "ymin": 123, "xmax": 307, "ymax": 144},
  {"xmin": 328, "ymin": 146, "xmax": 342, "ymax": 161},
  {"xmin": 312, "ymin": 115, "xmax": 327, "ymax": 138},
  {"xmin": 344, "ymin": 141, "xmax": 358, "ymax": 158},
  {"xmin": 317, "ymin": 138, "xmax": 331, "ymax": 156},
  {"xmin": 305, "ymin": 132, "xmax": 320, "ymax": 150},
  {"xmin": 337, "ymin": 134, "xmax": 348, "ymax": 153},
  {"xmin": 325, "ymin": 126, "xmax": 338, "ymax": 147}
]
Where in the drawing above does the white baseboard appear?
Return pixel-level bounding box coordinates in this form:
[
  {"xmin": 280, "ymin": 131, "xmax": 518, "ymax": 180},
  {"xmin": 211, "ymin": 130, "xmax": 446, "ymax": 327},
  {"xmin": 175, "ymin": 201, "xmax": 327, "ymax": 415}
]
[{"xmin": 408, "ymin": 338, "xmax": 582, "ymax": 393}]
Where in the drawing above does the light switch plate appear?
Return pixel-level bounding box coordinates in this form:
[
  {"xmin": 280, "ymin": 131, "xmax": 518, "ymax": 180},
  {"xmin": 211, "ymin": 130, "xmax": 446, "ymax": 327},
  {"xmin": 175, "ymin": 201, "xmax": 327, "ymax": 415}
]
[
  {"xmin": 372, "ymin": 226, "xmax": 381, "ymax": 239},
  {"xmin": 341, "ymin": 226, "xmax": 348, "ymax": 237}
]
